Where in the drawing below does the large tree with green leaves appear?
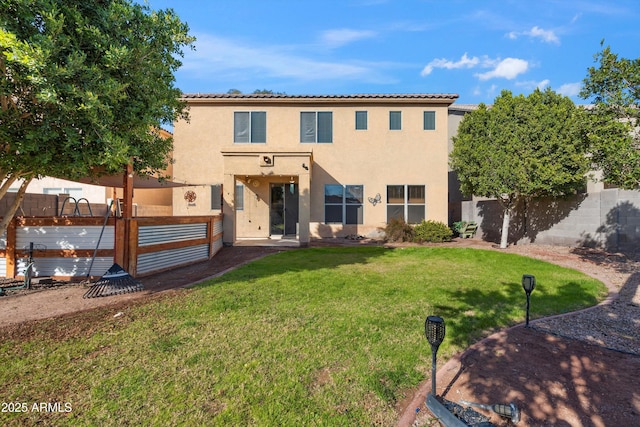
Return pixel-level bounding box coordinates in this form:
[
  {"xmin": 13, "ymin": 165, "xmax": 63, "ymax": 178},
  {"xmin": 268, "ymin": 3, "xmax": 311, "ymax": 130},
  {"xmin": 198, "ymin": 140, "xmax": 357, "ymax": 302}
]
[
  {"xmin": 450, "ymin": 88, "xmax": 591, "ymax": 248},
  {"xmin": 580, "ymin": 44, "xmax": 640, "ymax": 189},
  {"xmin": 0, "ymin": 0, "xmax": 194, "ymax": 233}
]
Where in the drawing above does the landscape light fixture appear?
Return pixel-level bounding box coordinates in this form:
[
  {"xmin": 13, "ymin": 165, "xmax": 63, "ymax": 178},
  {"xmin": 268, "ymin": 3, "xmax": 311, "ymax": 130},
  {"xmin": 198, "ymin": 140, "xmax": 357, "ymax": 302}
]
[
  {"xmin": 425, "ymin": 315, "xmax": 446, "ymax": 396},
  {"xmin": 522, "ymin": 274, "xmax": 536, "ymax": 327},
  {"xmin": 460, "ymin": 400, "xmax": 521, "ymax": 425}
]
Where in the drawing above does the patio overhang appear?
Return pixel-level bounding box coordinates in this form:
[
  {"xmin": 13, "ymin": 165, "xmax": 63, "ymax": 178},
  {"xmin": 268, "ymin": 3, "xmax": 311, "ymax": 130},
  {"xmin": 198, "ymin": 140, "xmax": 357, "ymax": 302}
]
[
  {"xmin": 220, "ymin": 149, "xmax": 313, "ymax": 177},
  {"xmin": 220, "ymin": 150, "xmax": 313, "ymax": 247}
]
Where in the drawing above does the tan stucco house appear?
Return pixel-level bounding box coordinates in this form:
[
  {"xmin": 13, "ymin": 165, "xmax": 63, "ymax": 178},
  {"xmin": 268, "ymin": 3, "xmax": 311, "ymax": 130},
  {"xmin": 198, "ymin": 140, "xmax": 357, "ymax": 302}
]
[{"xmin": 171, "ymin": 93, "xmax": 458, "ymax": 246}]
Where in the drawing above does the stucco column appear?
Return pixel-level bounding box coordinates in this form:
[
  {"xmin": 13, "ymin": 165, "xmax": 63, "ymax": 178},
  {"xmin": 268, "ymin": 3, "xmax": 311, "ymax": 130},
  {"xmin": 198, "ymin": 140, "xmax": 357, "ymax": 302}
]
[
  {"xmin": 223, "ymin": 173, "xmax": 236, "ymax": 245},
  {"xmin": 298, "ymin": 171, "xmax": 311, "ymax": 246}
]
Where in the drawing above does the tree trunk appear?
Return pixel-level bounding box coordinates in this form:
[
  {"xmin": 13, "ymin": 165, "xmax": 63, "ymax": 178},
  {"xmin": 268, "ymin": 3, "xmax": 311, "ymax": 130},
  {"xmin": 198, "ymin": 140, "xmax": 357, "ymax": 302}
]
[
  {"xmin": 500, "ymin": 206, "xmax": 511, "ymax": 249},
  {"xmin": 0, "ymin": 177, "xmax": 33, "ymax": 237},
  {"xmin": 0, "ymin": 175, "xmax": 19, "ymax": 200}
]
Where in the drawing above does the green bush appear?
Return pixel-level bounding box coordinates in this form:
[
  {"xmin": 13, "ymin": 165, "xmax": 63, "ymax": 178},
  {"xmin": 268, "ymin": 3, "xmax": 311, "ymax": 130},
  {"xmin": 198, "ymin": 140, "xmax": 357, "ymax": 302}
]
[
  {"xmin": 413, "ymin": 220, "xmax": 453, "ymax": 243},
  {"xmin": 383, "ymin": 217, "xmax": 415, "ymax": 242}
]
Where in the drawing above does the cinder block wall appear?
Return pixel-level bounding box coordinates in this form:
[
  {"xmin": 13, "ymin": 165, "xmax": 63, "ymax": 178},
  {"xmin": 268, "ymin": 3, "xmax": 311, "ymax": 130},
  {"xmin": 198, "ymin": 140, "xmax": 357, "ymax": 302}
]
[
  {"xmin": 1, "ymin": 193, "xmax": 59, "ymax": 217},
  {"xmin": 1, "ymin": 193, "xmax": 109, "ymax": 217},
  {"xmin": 461, "ymin": 189, "xmax": 640, "ymax": 252}
]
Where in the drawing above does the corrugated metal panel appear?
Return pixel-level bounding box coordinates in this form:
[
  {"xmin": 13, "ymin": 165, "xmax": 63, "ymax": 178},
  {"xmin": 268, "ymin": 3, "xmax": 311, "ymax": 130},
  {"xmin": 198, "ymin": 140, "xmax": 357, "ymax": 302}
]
[
  {"xmin": 213, "ymin": 220, "xmax": 223, "ymax": 235},
  {"xmin": 16, "ymin": 257, "xmax": 113, "ymax": 277},
  {"xmin": 137, "ymin": 244, "xmax": 209, "ymax": 275},
  {"xmin": 138, "ymin": 223, "xmax": 208, "ymax": 246},
  {"xmin": 0, "ymin": 257, "xmax": 6, "ymax": 276},
  {"xmin": 16, "ymin": 226, "xmax": 114, "ymax": 250},
  {"xmin": 212, "ymin": 238, "xmax": 223, "ymax": 255}
]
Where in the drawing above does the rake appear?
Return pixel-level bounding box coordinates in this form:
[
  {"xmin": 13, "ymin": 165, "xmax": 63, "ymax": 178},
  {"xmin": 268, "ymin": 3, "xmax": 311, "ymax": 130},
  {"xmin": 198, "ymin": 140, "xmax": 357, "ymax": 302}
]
[{"xmin": 83, "ymin": 263, "xmax": 144, "ymax": 298}]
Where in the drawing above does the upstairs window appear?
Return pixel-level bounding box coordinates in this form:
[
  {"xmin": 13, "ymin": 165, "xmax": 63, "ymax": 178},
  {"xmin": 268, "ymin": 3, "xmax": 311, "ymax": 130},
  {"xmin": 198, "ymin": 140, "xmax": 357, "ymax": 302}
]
[
  {"xmin": 423, "ymin": 111, "xmax": 436, "ymax": 130},
  {"xmin": 234, "ymin": 111, "xmax": 266, "ymax": 143},
  {"xmin": 301, "ymin": 112, "xmax": 333, "ymax": 143},
  {"xmin": 355, "ymin": 111, "xmax": 368, "ymax": 130},
  {"xmin": 389, "ymin": 111, "xmax": 402, "ymax": 130}
]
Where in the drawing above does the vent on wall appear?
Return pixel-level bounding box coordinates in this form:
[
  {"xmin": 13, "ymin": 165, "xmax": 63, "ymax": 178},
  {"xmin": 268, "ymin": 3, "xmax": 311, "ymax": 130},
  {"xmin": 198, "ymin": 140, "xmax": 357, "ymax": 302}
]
[{"xmin": 260, "ymin": 155, "xmax": 274, "ymax": 167}]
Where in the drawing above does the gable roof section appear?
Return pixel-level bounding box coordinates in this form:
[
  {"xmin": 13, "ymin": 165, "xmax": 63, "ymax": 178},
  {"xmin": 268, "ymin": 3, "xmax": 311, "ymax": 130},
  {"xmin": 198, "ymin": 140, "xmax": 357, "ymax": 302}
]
[{"xmin": 181, "ymin": 93, "xmax": 459, "ymax": 106}]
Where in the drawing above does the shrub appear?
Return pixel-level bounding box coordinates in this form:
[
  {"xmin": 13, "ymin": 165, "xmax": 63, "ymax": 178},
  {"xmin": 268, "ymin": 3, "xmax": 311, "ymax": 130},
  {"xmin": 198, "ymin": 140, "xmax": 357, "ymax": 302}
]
[
  {"xmin": 383, "ymin": 217, "xmax": 415, "ymax": 242},
  {"xmin": 413, "ymin": 220, "xmax": 453, "ymax": 243}
]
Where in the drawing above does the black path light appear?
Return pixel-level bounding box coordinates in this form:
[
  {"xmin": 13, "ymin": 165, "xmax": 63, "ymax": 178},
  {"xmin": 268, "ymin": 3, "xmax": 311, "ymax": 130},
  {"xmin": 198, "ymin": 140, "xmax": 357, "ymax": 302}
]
[
  {"xmin": 424, "ymin": 316, "xmax": 470, "ymax": 427},
  {"xmin": 425, "ymin": 315, "xmax": 446, "ymax": 396},
  {"xmin": 522, "ymin": 274, "xmax": 536, "ymax": 327}
]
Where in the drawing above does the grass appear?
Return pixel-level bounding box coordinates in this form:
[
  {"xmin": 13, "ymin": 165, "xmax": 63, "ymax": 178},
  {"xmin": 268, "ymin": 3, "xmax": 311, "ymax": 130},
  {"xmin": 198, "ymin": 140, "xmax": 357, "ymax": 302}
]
[{"xmin": 0, "ymin": 247, "xmax": 606, "ymax": 426}]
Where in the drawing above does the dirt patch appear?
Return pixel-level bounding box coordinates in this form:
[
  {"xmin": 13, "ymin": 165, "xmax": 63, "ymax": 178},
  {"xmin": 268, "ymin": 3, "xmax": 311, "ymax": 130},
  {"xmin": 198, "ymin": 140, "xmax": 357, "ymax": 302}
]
[
  {"xmin": 408, "ymin": 326, "xmax": 640, "ymax": 426},
  {"xmin": 0, "ymin": 246, "xmax": 283, "ymax": 331}
]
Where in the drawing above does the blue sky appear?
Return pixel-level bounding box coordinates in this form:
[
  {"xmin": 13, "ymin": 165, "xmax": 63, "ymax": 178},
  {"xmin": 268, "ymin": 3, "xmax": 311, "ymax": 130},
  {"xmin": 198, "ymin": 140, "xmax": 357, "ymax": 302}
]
[{"xmin": 143, "ymin": 0, "xmax": 639, "ymax": 104}]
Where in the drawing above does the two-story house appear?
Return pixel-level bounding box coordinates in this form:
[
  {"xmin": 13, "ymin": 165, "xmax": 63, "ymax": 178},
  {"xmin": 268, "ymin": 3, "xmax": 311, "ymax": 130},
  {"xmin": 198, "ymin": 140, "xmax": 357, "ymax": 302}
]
[{"xmin": 171, "ymin": 93, "xmax": 458, "ymax": 246}]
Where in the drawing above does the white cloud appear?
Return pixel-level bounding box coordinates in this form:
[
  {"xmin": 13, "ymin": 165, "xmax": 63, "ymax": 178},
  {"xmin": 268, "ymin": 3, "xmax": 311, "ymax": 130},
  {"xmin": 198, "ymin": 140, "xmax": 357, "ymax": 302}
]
[
  {"xmin": 320, "ymin": 29, "xmax": 377, "ymax": 48},
  {"xmin": 476, "ymin": 58, "xmax": 529, "ymax": 80},
  {"xmin": 508, "ymin": 26, "xmax": 560, "ymax": 44},
  {"xmin": 421, "ymin": 53, "xmax": 480, "ymax": 76},
  {"xmin": 537, "ymin": 79, "xmax": 550, "ymax": 89},
  {"xmin": 180, "ymin": 33, "xmax": 390, "ymax": 85},
  {"xmin": 557, "ymin": 82, "xmax": 582, "ymax": 97},
  {"xmin": 516, "ymin": 79, "xmax": 550, "ymax": 90}
]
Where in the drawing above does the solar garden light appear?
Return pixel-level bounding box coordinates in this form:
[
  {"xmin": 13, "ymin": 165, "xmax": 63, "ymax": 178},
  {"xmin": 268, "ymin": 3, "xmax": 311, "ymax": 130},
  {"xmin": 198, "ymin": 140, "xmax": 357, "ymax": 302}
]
[
  {"xmin": 425, "ymin": 315, "xmax": 446, "ymax": 396},
  {"xmin": 522, "ymin": 274, "xmax": 536, "ymax": 327}
]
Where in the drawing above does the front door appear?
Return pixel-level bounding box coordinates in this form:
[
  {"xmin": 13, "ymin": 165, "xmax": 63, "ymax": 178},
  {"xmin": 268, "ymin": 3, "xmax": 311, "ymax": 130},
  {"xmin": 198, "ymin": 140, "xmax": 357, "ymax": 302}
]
[{"xmin": 270, "ymin": 183, "xmax": 299, "ymax": 237}]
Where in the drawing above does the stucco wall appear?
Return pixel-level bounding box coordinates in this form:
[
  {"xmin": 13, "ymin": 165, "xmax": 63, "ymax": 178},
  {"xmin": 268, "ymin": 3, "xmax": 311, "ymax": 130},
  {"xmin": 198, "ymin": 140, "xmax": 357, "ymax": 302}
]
[{"xmin": 172, "ymin": 97, "xmax": 453, "ymax": 240}]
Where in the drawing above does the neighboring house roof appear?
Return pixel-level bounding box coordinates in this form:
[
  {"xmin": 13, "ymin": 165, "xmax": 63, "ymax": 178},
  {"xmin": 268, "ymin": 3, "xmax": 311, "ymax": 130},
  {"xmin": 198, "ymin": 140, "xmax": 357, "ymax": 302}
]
[
  {"xmin": 181, "ymin": 93, "xmax": 459, "ymax": 105},
  {"xmin": 448, "ymin": 104, "xmax": 478, "ymax": 113}
]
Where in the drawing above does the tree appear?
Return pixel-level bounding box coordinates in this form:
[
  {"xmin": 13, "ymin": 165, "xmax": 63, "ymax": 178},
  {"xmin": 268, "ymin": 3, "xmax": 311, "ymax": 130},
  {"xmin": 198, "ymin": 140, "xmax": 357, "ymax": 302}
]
[
  {"xmin": 580, "ymin": 44, "xmax": 640, "ymax": 189},
  {"xmin": 450, "ymin": 88, "xmax": 591, "ymax": 248},
  {"xmin": 0, "ymin": 0, "xmax": 194, "ymax": 234},
  {"xmin": 225, "ymin": 89, "xmax": 287, "ymax": 95},
  {"xmin": 252, "ymin": 89, "xmax": 286, "ymax": 95}
]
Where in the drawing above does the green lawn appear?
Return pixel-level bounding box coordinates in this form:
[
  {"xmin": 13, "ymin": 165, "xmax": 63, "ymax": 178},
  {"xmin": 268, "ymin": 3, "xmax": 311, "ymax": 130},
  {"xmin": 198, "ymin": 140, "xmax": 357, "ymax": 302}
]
[{"xmin": 0, "ymin": 247, "xmax": 606, "ymax": 426}]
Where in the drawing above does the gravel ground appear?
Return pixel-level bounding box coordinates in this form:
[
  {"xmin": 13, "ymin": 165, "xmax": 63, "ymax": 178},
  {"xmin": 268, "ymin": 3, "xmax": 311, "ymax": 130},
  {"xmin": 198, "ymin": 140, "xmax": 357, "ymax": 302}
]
[{"xmin": 508, "ymin": 244, "xmax": 640, "ymax": 356}]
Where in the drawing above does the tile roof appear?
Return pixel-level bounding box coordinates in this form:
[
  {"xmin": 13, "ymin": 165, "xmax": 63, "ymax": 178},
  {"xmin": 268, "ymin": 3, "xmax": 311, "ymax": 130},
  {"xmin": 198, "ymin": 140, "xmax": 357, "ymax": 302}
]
[
  {"xmin": 182, "ymin": 93, "xmax": 459, "ymax": 100},
  {"xmin": 448, "ymin": 104, "xmax": 479, "ymax": 112}
]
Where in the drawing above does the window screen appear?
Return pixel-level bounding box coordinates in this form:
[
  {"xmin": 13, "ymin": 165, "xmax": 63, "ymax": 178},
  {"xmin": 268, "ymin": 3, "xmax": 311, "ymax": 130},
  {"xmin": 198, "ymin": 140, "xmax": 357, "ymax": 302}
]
[
  {"xmin": 390, "ymin": 111, "xmax": 402, "ymax": 130},
  {"xmin": 317, "ymin": 112, "xmax": 333, "ymax": 143},
  {"xmin": 211, "ymin": 185, "xmax": 222, "ymax": 210},
  {"xmin": 301, "ymin": 112, "xmax": 317, "ymax": 143},
  {"xmin": 235, "ymin": 112, "xmax": 266, "ymax": 143},
  {"xmin": 423, "ymin": 111, "xmax": 436, "ymax": 130},
  {"xmin": 235, "ymin": 184, "xmax": 244, "ymax": 210},
  {"xmin": 251, "ymin": 112, "xmax": 266, "ymax": 142},
  {"xmin": 355, "ymin": 111, "xmax": 368, "ymax": 130}
]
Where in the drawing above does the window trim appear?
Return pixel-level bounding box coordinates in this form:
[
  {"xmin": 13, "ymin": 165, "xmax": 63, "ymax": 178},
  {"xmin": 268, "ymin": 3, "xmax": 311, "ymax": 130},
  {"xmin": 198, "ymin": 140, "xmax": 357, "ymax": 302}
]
[
  {"xmin": 234, "ymin": 111, "xmax": 266, "ymax": 143},
  {"xmin": 423, "ymin": 111, "xmax": 436, "ymax": 130},
  {"xmin": 355, "ymin": 110, "xmax": 368, "ymax": 130},
  {"xmin": 386, "ymin": 184, "xmax": 426, "ymax": 224},
  {"xmin": 300, "ymin": 111, "xmax": 333, "ymax": 143},
  {"xmin": 324, "ymin": 184, "xmax": 364, "ymax": 224},
  {"xmin": 389, "ymin": 111, "xmax": 402, "ymax": 130}
]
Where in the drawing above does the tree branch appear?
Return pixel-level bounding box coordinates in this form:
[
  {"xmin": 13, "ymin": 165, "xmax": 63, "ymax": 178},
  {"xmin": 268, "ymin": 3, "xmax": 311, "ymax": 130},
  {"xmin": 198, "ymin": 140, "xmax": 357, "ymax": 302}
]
[{"xmin": 0, "ymin": 176, "xmax": 32, "ymax": 236}]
